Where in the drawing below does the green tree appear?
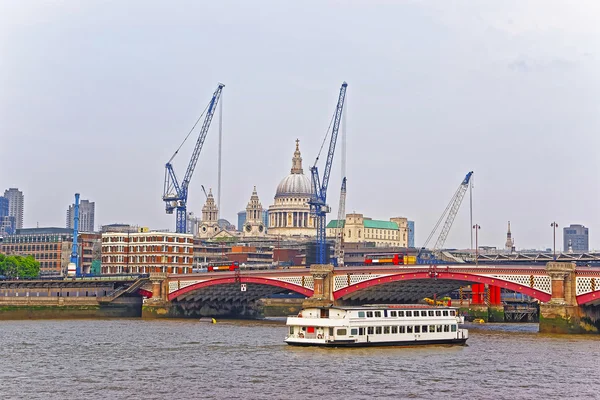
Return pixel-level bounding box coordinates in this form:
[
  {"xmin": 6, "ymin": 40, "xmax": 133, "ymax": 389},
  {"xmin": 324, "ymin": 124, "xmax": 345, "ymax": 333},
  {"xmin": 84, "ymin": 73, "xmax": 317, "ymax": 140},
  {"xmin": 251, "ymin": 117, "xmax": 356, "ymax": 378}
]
[{"xmin": 0, "ymin": 255, "xmax": 40, "ymax": 278}]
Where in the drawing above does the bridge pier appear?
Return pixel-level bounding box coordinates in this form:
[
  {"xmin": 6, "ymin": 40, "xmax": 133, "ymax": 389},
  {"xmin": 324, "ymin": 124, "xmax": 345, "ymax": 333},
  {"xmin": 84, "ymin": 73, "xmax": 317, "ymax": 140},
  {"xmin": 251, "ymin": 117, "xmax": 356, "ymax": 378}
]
[
  {"xmin": 302, "ymin": 264, "xmax": 335, "ymax": 308},
  {"xmin": 142, "ymin": 273, "xmax": 173, "ymax": 318},
  {"xmin": 540, "ymin": 262, "xmax": 599, "ymax": 334}
]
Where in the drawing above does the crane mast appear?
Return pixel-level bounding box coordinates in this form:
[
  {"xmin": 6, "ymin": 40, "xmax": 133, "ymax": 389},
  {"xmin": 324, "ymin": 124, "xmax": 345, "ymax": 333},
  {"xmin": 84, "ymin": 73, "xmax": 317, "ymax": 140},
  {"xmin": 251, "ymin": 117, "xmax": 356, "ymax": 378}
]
[
  {"xmin": 67, "ymin": 193, "xmax": 80, "ymax": 277},
  {"xmin": 309, "ymin": 82, "xmax": 348, "ymax": 265},
  {"xmin": 333, "ymin": 177, "xmax": 347, "ymax": 266},
  {"xmin": 421, "ymin": 171, "xmax": 474, "ymax": 258},
  {"xmin": 163, "ymin": 83, "xmax": 224, "ymax": 233}
]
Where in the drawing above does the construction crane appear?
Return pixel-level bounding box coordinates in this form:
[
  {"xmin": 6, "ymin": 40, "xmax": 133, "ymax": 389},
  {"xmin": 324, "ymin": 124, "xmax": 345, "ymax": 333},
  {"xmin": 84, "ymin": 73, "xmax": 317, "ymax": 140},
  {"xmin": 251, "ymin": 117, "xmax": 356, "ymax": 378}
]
[
  {"xmin": 309, "ymin": 82, "xmax": 348, "ymax": 265},
  {"xmin": 67, "ymin": 193, "xmax": 80, "ymax": 277},
  {"xmin": 163, "ymin": 83, "xmax": 224, "ymax": 233},
  {"xmin": 420, "ymin": 171, "xmax": 474, "ymax": 260},
  {"xmin": 333, "ymin": 177, "xmax": 347, "ymax": 266}
]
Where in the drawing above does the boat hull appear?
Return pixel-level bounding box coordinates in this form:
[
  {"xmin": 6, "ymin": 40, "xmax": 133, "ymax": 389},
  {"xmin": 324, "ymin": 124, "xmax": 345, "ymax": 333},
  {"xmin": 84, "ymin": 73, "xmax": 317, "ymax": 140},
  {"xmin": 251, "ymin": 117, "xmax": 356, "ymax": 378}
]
[{"xmin": 285, "ymin": 338, "xmax": 468, "ymax": 347}]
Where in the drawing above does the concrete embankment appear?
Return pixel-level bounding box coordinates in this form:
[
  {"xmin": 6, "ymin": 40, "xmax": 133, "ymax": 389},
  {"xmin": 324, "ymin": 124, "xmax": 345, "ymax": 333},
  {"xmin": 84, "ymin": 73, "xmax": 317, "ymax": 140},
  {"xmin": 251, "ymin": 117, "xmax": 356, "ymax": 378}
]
[{"xmin": 0, "ymin": 297, "xmax": 142, "ymax": 319}]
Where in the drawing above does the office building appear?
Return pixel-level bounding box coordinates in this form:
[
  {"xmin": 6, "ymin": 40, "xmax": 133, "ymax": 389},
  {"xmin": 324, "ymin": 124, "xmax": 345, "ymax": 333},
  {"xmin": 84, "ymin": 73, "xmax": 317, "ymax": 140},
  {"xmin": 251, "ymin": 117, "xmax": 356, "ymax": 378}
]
[
  {"xmin": 67, "ymin": 199, "xmax": 96, "ymax": 232},
  {"xmin": 327, "ymin": 213, "xmax": 409, "ymax": 248},
  {"xmin": 3, "ymin": 188, "xmax": 24, "ymax": 229},
  {"xmin": 407, "ymin": 220, "xmax": 415, "ymax": 248},
  {"xmin": 563, "ymin": 224, "xmax": 589, "ymax": 252}
]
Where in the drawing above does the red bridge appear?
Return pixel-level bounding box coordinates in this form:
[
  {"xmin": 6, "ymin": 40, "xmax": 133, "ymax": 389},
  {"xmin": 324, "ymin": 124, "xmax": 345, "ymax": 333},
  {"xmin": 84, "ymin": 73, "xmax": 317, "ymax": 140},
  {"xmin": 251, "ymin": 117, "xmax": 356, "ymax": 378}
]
[{"xmin": 142, "ymin": 262, "xmax": 600, "ymax": 333}]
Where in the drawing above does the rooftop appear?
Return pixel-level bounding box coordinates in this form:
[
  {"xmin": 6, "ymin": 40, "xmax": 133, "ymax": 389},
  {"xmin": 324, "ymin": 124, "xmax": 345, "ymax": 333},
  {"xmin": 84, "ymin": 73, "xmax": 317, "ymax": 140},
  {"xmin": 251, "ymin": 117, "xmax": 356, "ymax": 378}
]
[{"xmin": 326, "ymin": 219, "xmax": 399, "ymax": 230}]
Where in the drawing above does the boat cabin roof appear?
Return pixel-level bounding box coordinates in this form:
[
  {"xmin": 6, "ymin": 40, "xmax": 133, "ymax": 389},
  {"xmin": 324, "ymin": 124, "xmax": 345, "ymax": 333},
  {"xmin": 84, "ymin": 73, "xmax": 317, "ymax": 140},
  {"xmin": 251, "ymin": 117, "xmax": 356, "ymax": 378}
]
[{"xmin": 310, "ymin": 304, "xmax": 458, "ymax": 312}]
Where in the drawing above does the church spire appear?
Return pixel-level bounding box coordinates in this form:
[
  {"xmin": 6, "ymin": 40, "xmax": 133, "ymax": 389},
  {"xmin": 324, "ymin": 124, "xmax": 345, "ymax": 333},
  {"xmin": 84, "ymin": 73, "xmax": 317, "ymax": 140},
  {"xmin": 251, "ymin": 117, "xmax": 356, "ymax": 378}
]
[
  {"xmin": 505, "ymin": 221, "xmax": 514, "ymax": 252},
  {"xmin": 290, "ymin": 139, "xmax": 303, "ymax": 174}
]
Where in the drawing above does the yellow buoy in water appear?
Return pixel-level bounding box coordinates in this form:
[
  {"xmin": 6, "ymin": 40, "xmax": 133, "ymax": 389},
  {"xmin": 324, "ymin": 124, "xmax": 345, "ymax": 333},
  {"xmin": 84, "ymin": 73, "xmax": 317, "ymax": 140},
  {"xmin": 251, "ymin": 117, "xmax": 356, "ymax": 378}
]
[{"xmin": 211, "ymin": 318, "xmax": 217, "ymax": 324}]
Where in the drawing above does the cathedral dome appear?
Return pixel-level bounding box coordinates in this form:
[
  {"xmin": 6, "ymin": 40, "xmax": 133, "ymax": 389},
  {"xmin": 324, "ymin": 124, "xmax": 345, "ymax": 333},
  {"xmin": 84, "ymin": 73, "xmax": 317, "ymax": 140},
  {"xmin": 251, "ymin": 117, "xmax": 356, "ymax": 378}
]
[
  {"xmin": 276, "ymin": 174, "xmax": 312, "ymax": 197},
  {"xmin": 274, "ymin": 139, "xmax": 313, "ymax": 198}
]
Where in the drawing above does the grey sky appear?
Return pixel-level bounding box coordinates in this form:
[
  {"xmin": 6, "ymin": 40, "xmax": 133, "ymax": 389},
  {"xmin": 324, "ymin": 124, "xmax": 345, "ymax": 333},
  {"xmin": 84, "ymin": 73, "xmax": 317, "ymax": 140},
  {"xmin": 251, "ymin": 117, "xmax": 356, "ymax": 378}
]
[{"xmin": 1, "ymin": 1, "xmax": 599, "ymax": 250}]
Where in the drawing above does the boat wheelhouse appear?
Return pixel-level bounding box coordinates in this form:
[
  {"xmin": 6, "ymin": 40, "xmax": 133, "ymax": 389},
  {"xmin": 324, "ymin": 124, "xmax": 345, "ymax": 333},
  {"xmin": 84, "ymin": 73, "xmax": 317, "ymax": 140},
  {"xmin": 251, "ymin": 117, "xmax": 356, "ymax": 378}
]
[{"xmin": 285, "ymin": 305, "xmax": 468, "ymax": 347}]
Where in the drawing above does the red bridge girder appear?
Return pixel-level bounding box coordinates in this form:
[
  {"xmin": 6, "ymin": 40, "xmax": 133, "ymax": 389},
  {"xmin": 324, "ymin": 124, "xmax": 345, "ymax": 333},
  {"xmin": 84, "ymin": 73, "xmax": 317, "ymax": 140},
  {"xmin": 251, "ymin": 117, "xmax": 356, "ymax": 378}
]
[
  {"xmin": 333, "ymin": 271, "xmax": 552, "ymax": 302},
  {"xmin": 168, "ymin": 276, "xmax": 313, "ymax": 301},
  {"xmin": 577, "ymin": 290, "xmax": 600, "ymax": 305}
]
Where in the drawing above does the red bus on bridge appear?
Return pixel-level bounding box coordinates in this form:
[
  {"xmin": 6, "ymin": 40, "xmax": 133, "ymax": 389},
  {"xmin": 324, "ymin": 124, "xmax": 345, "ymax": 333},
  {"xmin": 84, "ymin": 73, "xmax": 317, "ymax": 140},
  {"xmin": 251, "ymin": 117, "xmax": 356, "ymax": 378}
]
[
  {"xmin": 207, "ymin": 261, "xmax": 240, "ymax": 272},
  {"xmin": 364, "ymin": 253, "xmax": 417, "ymax": 265}
]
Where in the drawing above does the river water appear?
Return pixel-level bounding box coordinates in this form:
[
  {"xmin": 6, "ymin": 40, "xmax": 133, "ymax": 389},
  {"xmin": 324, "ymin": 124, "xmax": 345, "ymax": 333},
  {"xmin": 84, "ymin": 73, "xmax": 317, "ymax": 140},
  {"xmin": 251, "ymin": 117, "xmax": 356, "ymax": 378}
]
[{"xmin": 0, "ymin": 319, "xmax": 598, "ymax": 400}]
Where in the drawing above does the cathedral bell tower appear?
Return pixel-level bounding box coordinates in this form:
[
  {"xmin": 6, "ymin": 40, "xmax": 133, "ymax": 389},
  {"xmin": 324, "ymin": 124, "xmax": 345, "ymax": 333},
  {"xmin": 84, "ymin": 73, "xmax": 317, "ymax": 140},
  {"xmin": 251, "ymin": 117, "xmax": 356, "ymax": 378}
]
[
  {"xmin": 199, "ymin": 188, "xmax": 219, "ymax": 238},
  {"xmin": 243, "ymin": 186, "xmax": 265, "ymax": 236}
]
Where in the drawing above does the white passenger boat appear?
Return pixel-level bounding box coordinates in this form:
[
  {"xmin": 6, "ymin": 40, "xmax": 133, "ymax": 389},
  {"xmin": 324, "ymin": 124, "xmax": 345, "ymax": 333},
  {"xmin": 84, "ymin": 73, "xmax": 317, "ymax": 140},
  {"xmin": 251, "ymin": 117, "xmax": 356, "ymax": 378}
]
[{"xmin": 285, "ymin": 305, "xmax": 468, "ymax": 347}]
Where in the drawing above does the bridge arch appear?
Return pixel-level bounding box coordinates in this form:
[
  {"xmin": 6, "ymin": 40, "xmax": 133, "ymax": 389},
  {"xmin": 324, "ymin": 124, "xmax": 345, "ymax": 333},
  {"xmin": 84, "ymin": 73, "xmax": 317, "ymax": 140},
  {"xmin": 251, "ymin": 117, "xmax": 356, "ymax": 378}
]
[
  {"xmin": 333, "ymin": 271, "xmax": 552, "ymax": 302},
  {"xmin": 577, "ymin": 290, "xmax": 600, "ymax": 305},
  {"xmin": 168, "ymin": 276, "xmax": 313, "ymax": 301}
]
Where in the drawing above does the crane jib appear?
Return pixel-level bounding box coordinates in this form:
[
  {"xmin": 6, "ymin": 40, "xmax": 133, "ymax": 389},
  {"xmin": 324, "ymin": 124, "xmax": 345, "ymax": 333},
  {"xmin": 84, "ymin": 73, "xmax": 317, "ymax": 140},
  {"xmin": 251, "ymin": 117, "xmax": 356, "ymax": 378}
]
[{"xmin": 162, "ymin": 83, "xmax": 225, "ymax": 233}]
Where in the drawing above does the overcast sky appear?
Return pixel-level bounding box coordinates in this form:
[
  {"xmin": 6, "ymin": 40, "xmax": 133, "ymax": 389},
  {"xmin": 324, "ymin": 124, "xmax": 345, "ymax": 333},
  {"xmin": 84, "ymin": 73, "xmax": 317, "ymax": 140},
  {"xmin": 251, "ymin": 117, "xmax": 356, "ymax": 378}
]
[{"xmin": 1, "ymin": 1, "xmax": 599, "ymax": 250}]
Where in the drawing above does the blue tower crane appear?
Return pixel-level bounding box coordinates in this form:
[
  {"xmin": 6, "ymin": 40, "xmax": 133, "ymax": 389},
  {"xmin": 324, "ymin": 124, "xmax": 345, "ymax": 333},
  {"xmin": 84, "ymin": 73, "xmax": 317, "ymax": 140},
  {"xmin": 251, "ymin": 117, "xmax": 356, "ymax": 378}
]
[
  {"xmin": 67, "ymin": 193, "xmax": 80, "ymax": 277},
  {"xmin": 163, "ymin": 83, "xmax": 224, "ymax": 233},
  {"xmin": 309, "ymin": 82, "xmax": 348, "ymax": 265}
]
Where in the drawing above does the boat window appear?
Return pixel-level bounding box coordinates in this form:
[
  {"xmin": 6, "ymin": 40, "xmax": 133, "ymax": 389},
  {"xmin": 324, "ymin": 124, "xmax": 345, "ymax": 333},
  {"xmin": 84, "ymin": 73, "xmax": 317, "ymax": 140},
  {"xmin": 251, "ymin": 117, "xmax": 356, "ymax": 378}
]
[
  {"xmin": 391, "ymin": 326, "xmax": 398, "ymax": 334},
  {"xmin": 350, "ymin": 328, "xmax": 358, "ymax": 335},
  {"xmin": 428, "ymin": 310, "xmax": 434, "ymax": 317},
  {"xmin": 390, "ymin": 311, "xmax": 397, "ymax": 317},
  {"xmin": 429, "ymin": 325, "xmax": 436, "ymax": 332},
  {"xmin": 359, "ymin": 328, "xmax": 365, "ymax": 336},
  {"xmin": 399, "ymin": 326, "xmax": 406, "ymax": 333},
  {"xmin": 358, "ymin": 311, "xmax": 365, "ymax": 318},
  {"xmin": 374, "ymin": 311, "xmax": 382, "ymax": 318},
  {"xmin": 289, "ymin": 327, "xmax": 294, "ymax": 334},
  {"xmin": 321, "ymin": 309, "xmax": 329, "ymax": 318},
  {"xmin": 422, "ymin": 325, "xmax": 428, "ymax": 333},
  {"xmin": 375, "ymin": 327, "xmax": 382, "ymax": 334},
  {"xmin": 384, "ymin": 310, "xmax": 388, "ymax": 317},
  {"xmin": 337, "ymin": 329, "xmax": 347, "ymax": 336},
  {"xmin": 436, "ymin": 325, "xmax": 443, "ymax": 332},
  {"xmin": 414, "ymin": 326, "xmax": 420, "ymax": 333},
  {"xmin": 366, "ymin": 311, "xmax": 374, "ymax": 318},
  {"xmin": 398, "ymin": 311, "xmax": 404, "ymax": 317},
  {"xmin": 450, "ymin": 310, "xmax": 456, "ymax": 316},
  {"xmin": 443, "ymin": 311, "xmax": 449, "ymax": 316},
  {"xmin": 405, "ymin": 311, "xmax": 412, "ymax": 317},
  {"xmin": 435, "ymin": 311, "xmax": 441, "ymax": 316},
  {"xmin": 368, "ymin": 327, "xmax": 374, "ymax": 335},
  {"xmin": 451, "ymin": 325, "xmax": 457, "ymax": 332},
  {"xmin": 329, "ymin": 327, "xmax": 334, "ymax": 335},
  {"xmin": 444, "ymin": 325, "xmax": 450, "ymax": 332},
  {"xmin": 421, "ymin": 311, "xmax": 427, "ymax": 317},
  {"xmin": 406, "ymin": 326, "xmax": 412, "ymax": 333},
  {"xmin": 384, "ymin": 326, "xmax": 390, "ymax": 334}
]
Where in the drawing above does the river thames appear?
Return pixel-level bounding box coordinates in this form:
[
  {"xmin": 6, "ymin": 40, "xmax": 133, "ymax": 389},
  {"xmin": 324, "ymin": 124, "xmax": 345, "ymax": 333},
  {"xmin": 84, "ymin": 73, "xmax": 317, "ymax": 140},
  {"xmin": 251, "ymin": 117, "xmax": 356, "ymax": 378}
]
[{"xmin": 0, "ymin": 319, "xmax": 598, "ymax": 399}]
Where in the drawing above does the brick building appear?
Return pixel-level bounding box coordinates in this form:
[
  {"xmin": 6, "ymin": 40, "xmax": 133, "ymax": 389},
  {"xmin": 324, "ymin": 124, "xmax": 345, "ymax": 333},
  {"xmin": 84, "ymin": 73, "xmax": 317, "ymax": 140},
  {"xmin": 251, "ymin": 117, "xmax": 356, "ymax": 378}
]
[
  {"xmin": 101, "ymin": 231, "xmax": 193, "ymax": 274},
  {"xmin": 0, "ymin": 228, "xmax": 101, "ymax": 276}
]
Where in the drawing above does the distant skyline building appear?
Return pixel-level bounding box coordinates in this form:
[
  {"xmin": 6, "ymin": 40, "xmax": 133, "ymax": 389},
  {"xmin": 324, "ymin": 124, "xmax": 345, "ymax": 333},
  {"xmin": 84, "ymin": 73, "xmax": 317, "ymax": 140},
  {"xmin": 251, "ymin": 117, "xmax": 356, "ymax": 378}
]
[
  {"xmin": 563, "ymin": 224, "xmax": 588, "ymax": 252},
  {"xmin": 0, "ymin": 197, "xmax": 8, "ymax": 218},
  {"xmin": 3, "ymin": 188, "xmax": 24, "ymax": 229},
  {"xmin": 67, "ymin": 199, "xmax": 96, "ymax": 232},
  {"xmin": 407, "ymin": 220, "xmax": 415, "ymax": 248}
]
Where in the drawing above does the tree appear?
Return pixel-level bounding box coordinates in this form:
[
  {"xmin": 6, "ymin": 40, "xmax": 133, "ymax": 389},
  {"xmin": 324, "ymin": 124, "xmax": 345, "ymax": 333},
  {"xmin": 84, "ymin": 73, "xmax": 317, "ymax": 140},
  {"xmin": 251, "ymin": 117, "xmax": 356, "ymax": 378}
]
[{"xmin": 0, "ymin": 255, "xmax": 40, "ymax": 278}]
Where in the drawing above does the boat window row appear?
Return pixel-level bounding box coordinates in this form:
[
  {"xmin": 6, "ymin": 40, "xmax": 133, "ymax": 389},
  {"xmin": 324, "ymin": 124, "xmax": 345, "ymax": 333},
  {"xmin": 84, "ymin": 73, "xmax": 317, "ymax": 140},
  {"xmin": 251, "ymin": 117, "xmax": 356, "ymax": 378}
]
[
  {"xmin": 338, "ymin": 325, "xmax": 457, "ymax": 336},
  {"xmin": 357, "ymin": 310, "xmax": 456, "ymax": 318}
]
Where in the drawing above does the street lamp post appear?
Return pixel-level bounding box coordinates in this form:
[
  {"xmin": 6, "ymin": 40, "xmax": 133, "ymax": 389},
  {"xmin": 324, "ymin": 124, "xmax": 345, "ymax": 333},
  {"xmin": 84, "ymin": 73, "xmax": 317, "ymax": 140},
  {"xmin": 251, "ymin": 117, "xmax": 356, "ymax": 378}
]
[
  {"xmin": 472, "ymin": 224, "xmax": 481, "ymax": 265},
  {"xmin": 551, "ymin": 222, "xmax": 558, "ymax": 260}
]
